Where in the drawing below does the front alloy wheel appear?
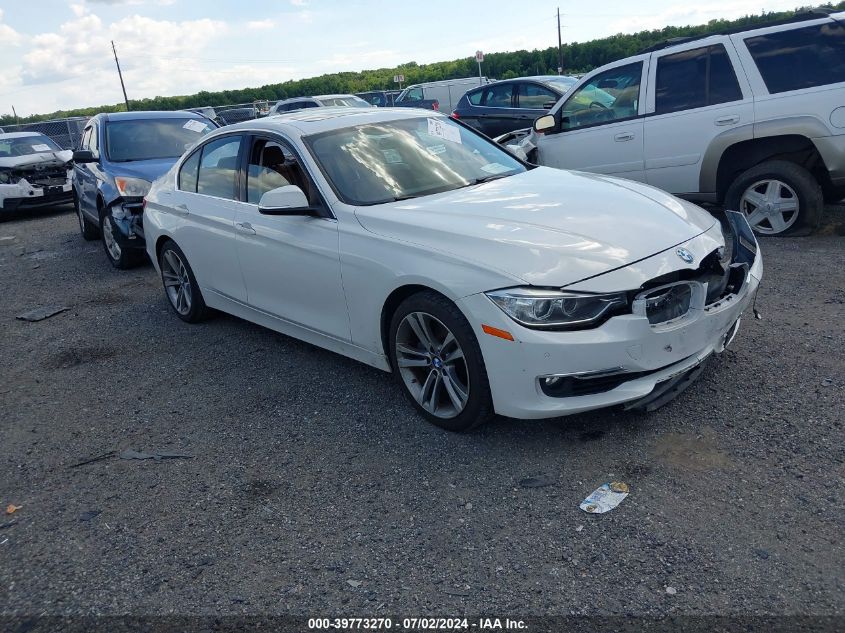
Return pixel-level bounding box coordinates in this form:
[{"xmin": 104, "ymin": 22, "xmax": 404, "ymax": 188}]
[
  {"xmin": 100, "ymin": 208, "xmax": 143, "ymax": 269},
  {"xmin": 389, "ymin": 291, "xmax": 493, "ymax": 432},
  {"xmin": 395, "ymin": 312, "xmax": 470, "ymax": 419}
]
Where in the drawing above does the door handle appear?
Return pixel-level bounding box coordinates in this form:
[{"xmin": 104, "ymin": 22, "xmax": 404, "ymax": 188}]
[
  {"xmin": 614, "ymin": 132, "xmax": 635, "ymax": 142},
  {"xmin": 235, "ymin": 221, "xmax": 256, "ymax": 235},
  {"xmin": 715, "ymin": 115, "xmax": 740, "ymax": 126}
]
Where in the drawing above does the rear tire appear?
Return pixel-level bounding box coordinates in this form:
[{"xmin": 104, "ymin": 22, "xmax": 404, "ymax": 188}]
[
  {"xmin": 75, "ymin": 193, "xmax": 99, "ymax": 241},
  {"xmin": 725, "ymin": 160, "xmax": 822, "ymax": 236},
  {"xmin": 388, "ymin": 291, "xmax": 494, "ymax": 432},
  {"xmin": 158, "ymin": 239, "xmax": 210, "ymax": 323}
]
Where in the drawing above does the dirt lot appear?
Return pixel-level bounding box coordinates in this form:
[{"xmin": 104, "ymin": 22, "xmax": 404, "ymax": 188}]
[{"xmin": 1, "ymin": 205, "xmax": 843, "ymax": 623}]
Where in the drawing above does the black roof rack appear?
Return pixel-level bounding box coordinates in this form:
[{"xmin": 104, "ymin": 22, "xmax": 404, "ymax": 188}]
[{"xmin": 637, "ymin": 8, "xmax": 835, "ymax": 54}]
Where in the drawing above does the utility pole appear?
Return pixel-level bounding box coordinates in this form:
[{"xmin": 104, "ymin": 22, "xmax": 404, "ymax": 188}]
[
  {"xmin": 11, "ymin": 105, "xmax": 19, "ymax": 125},
  {"xmin": 111, "ymin": 40, "xmax": 130, "ymax": 111},
  {"xmin": 557, "ymin": 7, "xmax": 564, "ymax": 75}
]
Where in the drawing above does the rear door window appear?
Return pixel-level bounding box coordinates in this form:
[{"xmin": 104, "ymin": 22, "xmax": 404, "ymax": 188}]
[
  {"xmin": 655, "ymin": 44, "xmax": 742, "ymax": 114},
  {"xmin": 745, "ymin": 22, "xmax": 845, "ymax": 93},
  {"xmin": 196, "ymin": 136, "xmax": 243, "ymax": 200},
  {"xmin": 466, "ymin": 89, "xmax": 483, "ymax": 105},
  {"xmin": 480, "ymin": 83, "xmax": 513, "ymax": 108},
  {"xmin": 516, "ymin": 83, "xmax": 558, "ymax": 109}
]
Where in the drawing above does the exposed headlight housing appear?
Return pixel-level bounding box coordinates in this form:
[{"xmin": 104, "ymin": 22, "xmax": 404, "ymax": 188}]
[
  {"xmin": 114, "ymin": 176, "xmax": 151, "ymax": 198},
  {"xmin": 486, "ymin": 287, "xmax": 628, "ymax": 330}
]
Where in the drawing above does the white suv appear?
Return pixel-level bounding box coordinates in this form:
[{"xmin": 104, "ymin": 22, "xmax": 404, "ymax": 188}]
[{"xmin": 514, "ymin": 10, "xmax": 845, "ymax": 235}]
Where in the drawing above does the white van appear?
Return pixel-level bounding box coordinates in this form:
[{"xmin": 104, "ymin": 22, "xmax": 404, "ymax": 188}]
[{"xmin": 396, "ymin": 77, "xmax": 491, "ymax": 113}]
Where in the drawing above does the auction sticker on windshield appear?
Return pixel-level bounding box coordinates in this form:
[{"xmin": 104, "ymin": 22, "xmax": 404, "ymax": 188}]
[
  {"xmin": 183, "ymin": 120, "xmax": 208, "ymax": 133},
  {"xmin": 31, "ymin": 144, "xmax": 52, "ymax": 152},
  {"xmin": 427, "ymin": 118, "xmax": 461, "ymax": 144}
]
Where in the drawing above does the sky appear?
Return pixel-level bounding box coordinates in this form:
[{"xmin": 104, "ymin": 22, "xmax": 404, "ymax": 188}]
[{"xmin": 0, "ymin": 0, "xmax": 812, "ymax": 117}]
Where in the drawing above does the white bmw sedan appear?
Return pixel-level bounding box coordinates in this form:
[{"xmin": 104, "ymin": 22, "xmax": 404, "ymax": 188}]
[{"xmin": 144, "ymin": 107, "xmax": 762, "ymax": 431}]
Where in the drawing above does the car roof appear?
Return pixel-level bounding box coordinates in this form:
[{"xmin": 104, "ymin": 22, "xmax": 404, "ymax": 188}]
[
  {"xmin": 100, "ymin": 110, "xmax": 204, "ymax": 122},
  {"xmin": 0, "ymin": 131, "xmax": 43, "ymax": 140},
  {"xmin": 466, "ymin": 75, "xmax": 577, "ymax": 92},
  {"xmin": 228, "ymin": 106, "xmax": 441, "ymax": 136},
  {"xmin": 638, "ymin": 9, "xmax": 839, "ymax": 53}
]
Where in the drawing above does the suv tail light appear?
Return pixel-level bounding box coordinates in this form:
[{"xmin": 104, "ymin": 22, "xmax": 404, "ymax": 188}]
[{"xmin": 432, "ymin": 100, "xmax": 439, "ymax": 111}]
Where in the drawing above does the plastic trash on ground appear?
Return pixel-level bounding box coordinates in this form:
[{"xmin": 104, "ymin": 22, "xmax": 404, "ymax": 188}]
[{"xmin": 579, "ymin": 482, "xmax": 629, "ymax": 514}]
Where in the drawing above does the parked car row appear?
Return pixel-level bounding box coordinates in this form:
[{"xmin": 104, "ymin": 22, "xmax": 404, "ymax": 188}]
[
  {"xmin": 53, "ymin": 105, "xmax": 764, "ymax": 431},
  {"xmin": 498, "ymin": 10, "xmax": 845, "ymax": 235}
]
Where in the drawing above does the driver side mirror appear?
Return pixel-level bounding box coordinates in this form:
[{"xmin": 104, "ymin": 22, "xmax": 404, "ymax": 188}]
[
  {"xmin": 72, "ymin": 149, "xmax": 97, "ymax": 163},
  {"xmin": 258, "ymin": 185, "xmax": 316, "ymax": 216},
  {"xmin": 534, "ymin": 114, "xmax": 557, "ymax": 134}
]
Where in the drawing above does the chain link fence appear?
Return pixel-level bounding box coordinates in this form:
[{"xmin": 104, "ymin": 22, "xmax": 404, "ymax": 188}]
[{"xmin": 0, "ymin": 117, "xmax": 88, "ymax": 150}]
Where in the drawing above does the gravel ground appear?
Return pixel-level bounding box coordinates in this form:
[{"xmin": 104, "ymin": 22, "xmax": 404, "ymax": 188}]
[{"xmin": 0, "ymin": 204, "xmax": 843, "ymax": 623}]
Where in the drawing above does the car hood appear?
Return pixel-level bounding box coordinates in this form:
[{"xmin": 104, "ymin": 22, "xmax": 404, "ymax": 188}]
[
  {"xmin": 0, "ymin": 150, "xmax": 73, "ymax": 170},
  {"xmin": 106, "ymin": 157, "xmax": 178, "ymax": 182},
  {"xmin": 353, "ymin": 167, "xmax": 717, "ymax": 288}
]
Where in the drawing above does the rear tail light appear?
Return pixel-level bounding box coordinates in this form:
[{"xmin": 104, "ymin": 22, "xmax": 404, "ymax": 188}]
[
  {"xmin": 432, "ymin": 100, "xmax": 439, "ymax": 111},
  {"xmin": 450, "ymin": 111, "xmax": 459, "ymax": 120}
]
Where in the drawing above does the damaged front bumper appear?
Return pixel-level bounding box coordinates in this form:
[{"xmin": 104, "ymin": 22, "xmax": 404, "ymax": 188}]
[
  {"xmin": 107, "ymin": 199, "xmax": 146, "ymax": 248},
  {"xmin": 0, "ymin": 172, "xmax": 73, "ymax": 211},
  {"xmin": 459, "ymin": 212, "xmax": 763, "ymax": 420}
]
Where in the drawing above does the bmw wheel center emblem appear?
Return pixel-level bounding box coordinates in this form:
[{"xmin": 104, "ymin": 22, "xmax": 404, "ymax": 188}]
[{"xmin": 676, "ymin": 247, "xmax": 695, "ymax": 264}]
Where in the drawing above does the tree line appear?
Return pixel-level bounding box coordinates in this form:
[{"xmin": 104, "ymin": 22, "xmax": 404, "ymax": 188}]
[{"xmin": 2, "ymin": 3, "xmax": 840, "ymax": 126}]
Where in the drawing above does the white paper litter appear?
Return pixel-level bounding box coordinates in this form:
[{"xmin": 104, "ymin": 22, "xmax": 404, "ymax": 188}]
[{"xmin": 579, "ymin": 482, "xmax": 629, "ymax": 514}]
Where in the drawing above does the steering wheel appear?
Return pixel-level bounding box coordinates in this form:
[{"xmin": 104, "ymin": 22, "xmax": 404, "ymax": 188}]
[{"xmin": 589, "ymin": 101, "xmax": 608, "ymax": 110}]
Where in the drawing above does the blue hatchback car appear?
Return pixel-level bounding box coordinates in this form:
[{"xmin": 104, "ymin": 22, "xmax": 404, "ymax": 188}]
[{"xmin": 72, "ymin": 111, "xmax": 216, "ymax": 268}]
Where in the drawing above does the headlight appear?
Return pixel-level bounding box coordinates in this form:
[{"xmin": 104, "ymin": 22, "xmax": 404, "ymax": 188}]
[
  {"xmin": 114, "ymin": 176, "xmax": 151, "ymax": 197},
  {"xmin": 0, "ymin": 168, "xmax": 10, "ymax": 184},
  {"xmin": 486, "ymin": 287, "xmax": 628, "ymax": 329}
]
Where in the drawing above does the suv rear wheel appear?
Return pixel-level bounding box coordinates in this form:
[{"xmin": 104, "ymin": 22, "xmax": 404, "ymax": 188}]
[
  {"xmin": 74, "ymin": 193, "xmax": 99, "ymax": 241},
  {"xmin": 725, "ymin": 160, "xmax": 823, "ymax": 236}
]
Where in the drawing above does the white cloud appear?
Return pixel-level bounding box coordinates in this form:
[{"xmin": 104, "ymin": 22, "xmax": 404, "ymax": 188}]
[
  {"xmin": 246, "ymin": 19, "xmax": 275, "ymax": 30},
  {"xmin": 12, "ymin": 9, "xmax": 233, "ymax": 113},
  {"xmin": 0, "ymin": 9, "xmax": 23, "ymax": 47},
  {"xmin": 290, "ymin": 0, "xmax": 309, "ymax": 6}
]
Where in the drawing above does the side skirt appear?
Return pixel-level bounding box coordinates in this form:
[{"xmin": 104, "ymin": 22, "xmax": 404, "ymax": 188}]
[{"xmin": 203, "ymin": 288, "xmax": 392, "ymax": 372}]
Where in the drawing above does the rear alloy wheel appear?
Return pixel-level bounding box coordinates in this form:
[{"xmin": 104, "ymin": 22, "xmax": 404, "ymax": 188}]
[
  {"xmin": 75, "ymin": 194, "xmax": 99, "ymax": 241},
  {"xmin": 725, "ymin": 160, "xmax": 823, "ymax": 236},
  {"xmin": 158, "ymin": 239, "xmax": 209, "ymax": 323},
  {"xmin": 100, "ymin": 207, "xmax": 143, "ymax": 269},
  {"xmin": 389, "ymin": 292, "xmax": 493, "ymax": 432}
]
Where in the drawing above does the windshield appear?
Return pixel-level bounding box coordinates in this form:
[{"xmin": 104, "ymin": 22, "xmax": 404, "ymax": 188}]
[
  {"xmin": 305, "ymin": 116, "xmax": 526, "ymax": 205},
  {"xmin": 318, "ymin": 96, "xmax": 372, "ymax": 108},
  {"xmin": 544, "ymin": 77, "xmax": 578, "ymax": 93},
  {"xmin": 105, "ymin": 118, "xmax": 215, "ymax": 162},
  {"xmin": 0, "ymin": 135, "xmax": 62, "ymax": 157}
]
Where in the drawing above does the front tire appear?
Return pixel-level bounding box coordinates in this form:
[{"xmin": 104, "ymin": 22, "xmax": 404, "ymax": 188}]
[
  {"xmin": 725, "ymin": 160, "xmax": 823, "ymax": 236},
  {"xmin": 158, "ymin": 239, "xmax": 209, "ymax": 323},
  {"xmin": 100, "ymin": 206, "xmax": 143, "ymax": 269},
  {"xmin": 388, "ymin": 291, "xmax": 494, "ymax": 432}
]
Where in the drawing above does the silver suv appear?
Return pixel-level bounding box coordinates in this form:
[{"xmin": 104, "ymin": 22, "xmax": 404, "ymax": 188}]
[{"xmin": 512, "ymin": 10, "xmax": 845, "ymax": 235}]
